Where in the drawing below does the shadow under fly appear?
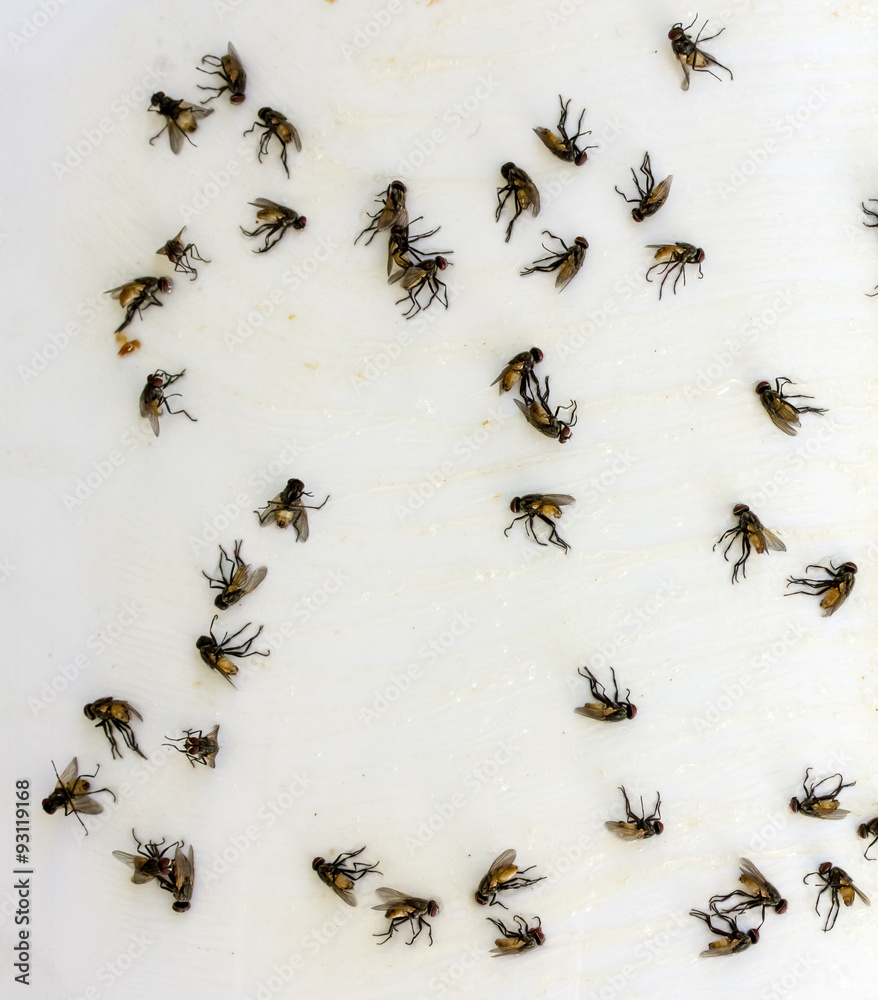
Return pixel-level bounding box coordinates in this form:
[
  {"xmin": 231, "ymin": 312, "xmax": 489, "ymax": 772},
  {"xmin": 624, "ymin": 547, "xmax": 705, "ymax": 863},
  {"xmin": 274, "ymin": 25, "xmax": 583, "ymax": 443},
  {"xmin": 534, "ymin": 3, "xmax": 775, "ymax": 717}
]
[
  {"xmin": 645, "ymin": 242, "xmax": 704, "ymax": 298},
  {"xmin": 83, "ymin": 698, "xmax": 147, "ymax": 760},
  {"xmin": 668, "ymin": 17, "xmax": 733, "ymax": 91},
  {"xmin": 356, "ymin": 180, "xmax": 408, "ymax": 246},
  {"xmin": 243, "ymin": 107, "xmax": 301, "ymax": 177},
  {"xmin": 156, "ymin": 227, "xmax": 210, "ymax": 280},
  {"xmin": 689, "ymin": 909, "xmax": 757, "ymax": 956},
  {"xmin": 496, "ymin": 162, "xmax": 540, "ymax": 242},
  {"xmin": 42, "ymin": 758, "xmax": 116, "ymax": 835},
  {"xmin": 533, "ymin": 95, "xmax": 596, "ymax": 165},
  {"xmin": 790, "ymin": 768, "xmax": 854, "ymax": 820},
  {"xmin": 515, "ymin": 373, "xmax": 577, "ymax": 442},
  {"xmin": 615, "ymin": 152, "xmax": 673, "ymax": 221},
  {"xmin": 713, "ymin": 504, "xmax": 785, "ymax": 583},
  {"xmin": 202, "ymin": 540, "xmax": 267, "ymax": 609},
  {"xmin": 241, "ymin": 199, "xmax": 306, "ymax": 253},
  {"xmin": 803, "ymin": 863, "xmax": 869, "ymax": 931},
  {"xmin": 505, "ymin": 493, "xmax": 575, "ymax": 553},
  {"xmin": 756, "ymin": 377, "xmax": 827, "ymax": 436},
  {"xmin": 196, "ymin": 615, "xmax": 270, "ymax": 687},
  {"xmin": 785, "ymin": 561, "xmax": 857, "ymax": 617},
  {"xmin": 255, "ymin": 478, "xmax": 328, "ymax": 540},
  {"xmin": 574, "ymin": 666, "xmax": 636, "ymax": 722},
  {"xmin": 197, "ymin": 42, "xmax": 246, "ymax": 105},
  {"xmin": 139, "ymin": 369, "xmax": 197, "ymax": 438},
  {"xmin": 520, "ymin": 232, "xmax": 588, "ymax": 290}
]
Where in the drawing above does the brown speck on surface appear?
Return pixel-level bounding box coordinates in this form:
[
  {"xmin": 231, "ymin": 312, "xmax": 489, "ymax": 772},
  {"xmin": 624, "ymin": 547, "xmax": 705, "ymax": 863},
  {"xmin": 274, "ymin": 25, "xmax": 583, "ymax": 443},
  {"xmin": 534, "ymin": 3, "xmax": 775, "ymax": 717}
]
[
  {"xmin": 305, "ymin": 362, "xmax": 318, "ymax": 369},
  {"xmin": 288, "ymin": 313, "xmax": 295, "ymax": 319}
]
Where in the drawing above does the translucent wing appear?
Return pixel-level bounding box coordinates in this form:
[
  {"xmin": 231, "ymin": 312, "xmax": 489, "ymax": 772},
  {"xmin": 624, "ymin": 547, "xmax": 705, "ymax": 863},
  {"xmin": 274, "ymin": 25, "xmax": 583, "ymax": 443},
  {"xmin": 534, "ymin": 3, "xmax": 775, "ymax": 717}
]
[
  {"xmin": 647, "ymin": 175, "xmax": 673, "ymax": 209},
  {"xmin": 57, "ymin": 758, "xmax": 78, "ymax": 788},
  {"xmin": 555, "ymin": 250, "xmax": 583, "ymax": 290},
  {"xmin": 372, "ymin": 887, "xmax": 416, "ymax": 909},
  {"xmin": 605, "ymin": 821, "xmax": 645, "ymax": 840}
]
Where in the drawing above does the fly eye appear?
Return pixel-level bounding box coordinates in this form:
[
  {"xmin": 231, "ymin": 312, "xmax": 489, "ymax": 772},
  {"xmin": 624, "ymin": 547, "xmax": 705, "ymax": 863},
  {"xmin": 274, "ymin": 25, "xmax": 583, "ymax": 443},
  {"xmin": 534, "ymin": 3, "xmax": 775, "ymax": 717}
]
[
  {"xmin": 732, "ymin": 503, "xmax": 749, "ymax": 515},
  {"xmin": 311, "ymin": 857, "xmax": 324, "ymax": 869},
  {"xmin": 41, "ymin": 798, "xmax": 54, "ymax": 813},
  {"xmin": 653, "ymin": 821, "xmax": 664, "ymax": 835},
  {"xmin": 151, "ymin": 91, "xmax": 165, "ymax": 102},
  {"xmin": 755, "ymin": 381, "xmax": 770, "ymax": 393},
  {"xmin": 627, "ymin": 704, "xmax": 637, "ymax": 719},
  {"xmin": 158, "ymin": 278, "xmax": 171, "ymax": 293},
  {"xmin": 844, "ymin": 562, "xmax": 858, "ymax": 573},
  {"xmin": 149, "ymin": 376, "xmax": 163, "ymax": 387},
  {"xmin": 668, "ymin": 29, "xmax": 682, "ymax": 40},
  {"xmin": 631, "ymin": 209, "xmax": 644, "ymax": 222},
  {"xmin": 294, "ymin": 216, "xmax": 307, "ymax": 229},
  {"xmin": 859, "ymin": 824, "xmax": 868, "ymax": 838},
  {"xmin": 559, "ymin": 427, "xmax": 572, "ymax": 443},
  {"xmin": 509, "ymin": 498, "xmax": 520, "ymax": 513},
  {"xmin": 575, "ymin": 237, "xmax": 588, "ymax": 248},
  {"xmin": 789, "ymin": 797, "xmax": 799, "ymax": 812},
  {"xmin": 257, "ymin": 106, "xmax": 270, "ymax": 117},
  {"xmin": 436, "ymin": 257, "xmax": 448, "ymax": 270},
  {"xmin": 818, "ymin": 861, "xmax": 832, "ymax": 873},
  {"xmin": 776, "ymin": 900, "xmax": 788, "ymax": 914},
  {"xmin": 428, "ymin": 901, "xmax": 440, "ymax": 916},
  {"xmin": 530, "ymin": 348, "xmax": 543, "ymax": 363},
  {"xmin": 500, "ymin": 161, "xmax": 514, "ymax": 178},
  {"xmin": 695, "ymin": 249, "xmax": 705, "ymax": 263},
  {"xmin": 575, "ymin": 151, "xmax": 588, "ymax": 166},
  {"xmin": 230, "ymin": 95, "xmax": 245, "ymax": 105}
]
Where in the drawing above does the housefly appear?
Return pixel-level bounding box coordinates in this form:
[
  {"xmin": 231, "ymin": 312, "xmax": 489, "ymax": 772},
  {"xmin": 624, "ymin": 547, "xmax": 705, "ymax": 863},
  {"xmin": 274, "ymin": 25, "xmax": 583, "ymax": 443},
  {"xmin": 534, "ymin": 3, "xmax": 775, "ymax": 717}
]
[
  {"xmin": 859, "ymin": 817, "xmax": 878, "ymax": 860},
  {"xmin": 803, "ymin": 862, "xmax": 869, "ymax": 931},
  {"xmin": 605, "ymin": 787, "xmax": 663, "ymax": 840},
  {"xmin": 241, "ymin": 198, "xmax": 306, "ymax": 253},
  {"xmin": 372, "ymin": 888, "xmax": 439, "ymax": 945},
  {"xmin": 645, "ymin": 242, "xmax": 704, "ymax": 298},
  {"xmin": 156, "ymin": 227, "xmax": 210, "ymax": 280},
  {"xmin": 163, "ymin": 843, "xmax": 195, "ymax": 912},
  {"xmin": 574, "ymin": 666, "xmax": 636, "ymax": 722},
  {"xmin": 83, "ymin": 698, "xmax": 147, "ymax": 760},
  {"xmin": 313, "ymin": 847, "xmax": 381, "ymax": 906},
  {"xmin": 785, "ymin": 561, "xmax": 857, "ymax": 617},
  {"xmin": 386, "ymin": 219, "xmax": 449, "ymax": 280},
  {"xmin": 164, "ymin": 725, "xmax": 220, "ymax": 768},
  {"xmin": 488, "ymin": 914, "xmax": 545, "ymax": 956},
  {"xmin": 496, "ymin": 162, "xmax": 540, "ymax": 243},
  {"xmin": 505, "ymin": 493, "xmax": 575, "ymax": 553},
  {"xmin": 113, "ymin": 830, "xmax": 178, "ymax": 889},
  {"xmin": 515, "ymin": 373, "xmax": 577, "ymax": 442},
  {"xmin": 140, "ymin": 369, "xmax": 197, "ymax": 437},
  {"xmin": 390, "ymin": 255, "xmax": 452, "ymax": 318},
  {"xmin": 202, "ymin": 540, "xmax": 267, "ymax": 609},
  {"xmin": 790, "ymin": 768, "xmax": 854, "ymax": 820},
  {"xmin": 669, "ymin": 17, "xmax": 733, "ymax": 91},
  {"xmin": 255, "ymin": 478, "xmax": 328, "ymax": 540},
  {"xmin": 492, "ymin": 348, "xmax": 543, "ymax": 395},
  {"xmin": 243, "ymin": 107, "xmax": 301, "ymax": 177},
  {"xmin": 42, "ymin": 758, "xmax": 115, "ymax": 835},
  {"xmin": 533, "ymin": 95, "xmax": 596, "ymax": 165},
  {"xmin": 615, "ymin": 152, "xmax": 673, "ymax": 221},
  {"xmin": 196, "ymin": 616, "xmax": 269, "ymax": 687},
  {"xmin": 356, "ymin": 180, "xmax": 408, "ymax": 246},
  {"xmin": 713, "ymin": 504, "xmax": 785, "ymax": 583},
  {"xmin": 148, "ymin": 92, "xmax": 213, "ymax": 153},
  {"xmin": 197, "ymin": 42, "xmax": 247, "ymax": 104},
  {"xmin": 689, "ymin": 909, "xmax": 757, "ymax": 956},
  {"xmin": 756, "ymin": 377, "xmax": 827, "ymax": 436},
  {"xmin": 105, "ymin": 277, "xmax": 171, "ymax": 350},
  {"xmin": 474, "ymin": 849, "xmax": 544, "ymax": 908},
  {"xmin": 709, "ymin": 858, "xmax": 788, "ymax": 919},
  {"xmin": 520, "ymin": 232, "xmax": 588, "ymax": 290}
]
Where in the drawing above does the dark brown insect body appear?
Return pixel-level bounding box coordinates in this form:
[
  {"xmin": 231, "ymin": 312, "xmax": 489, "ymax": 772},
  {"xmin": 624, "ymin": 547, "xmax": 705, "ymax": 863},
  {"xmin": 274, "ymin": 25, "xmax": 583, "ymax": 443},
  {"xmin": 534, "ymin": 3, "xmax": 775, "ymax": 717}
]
[
  {"xmin": 859, "ymin": 817, "xmax": 878, "ymax": 860},
  {"xmin": 492, "ymin": 348, "xmax": 543, "ymax": 395},
  {"xmin": 713, "ymin": 504, "xmax": 785, "ymax": 583},
  {"xmin": 244, "ymin": 107, "xmax": 301, "ymax": 177},
  {"xmin": 605, "ymin": 787, "xmax": 663, "ymax": 840},
  {"xmin": 139, "ymin": 369, "xmax": 196, "ymax": 438},
  {"xmin": 804, "ymin": 862, "xmax": 869, "ymax": 931},
  {"xmin": 709, "ymin": 858, "xmax": 787, "ymax": 919},
  {"xmin": 515, "ymin": 373, "xmax": 577, "ymax": 442},
  {"xmin": 156, "ymin": 227, "xmax": 210, "ymax": 280},
  {"xmin": 255, "ymin": 478, "xmax": 328, "ymax": 540},
  {"xmin": 475, "ymin": 849, "xmax": 545, "ymax": 907},
  {"xmin": 164, "ymin": 725, "xmax": 220, "ymax": 768},
  {"xmin": 756, "ymin": 378, "xmax": 827, "ymax": 436},
  {"xmin": 533, "ymin": 95, "xmax": 596, "ymax": 165},
  {"xmin": 575, "ymin": 666, "xmax": 636, "ymax": 722},
  {"xmin": 313, "ymin": 847, "xmax": 381, "ymax": 906},
  {"xmin": 164, "ymin": 843, "xmax": 195, "ymax": 912},
  {"xmin": 105, "ymin": 276, "xmax": 171, "ymax": 342},
  {"xmin": 790, "ymin": 768, "xmax": 854, "ymax": 820},
  {"xmin": 669, "ymin": 18, "xmax": 733, "ymax": 91},
  {"xmin": 785, "ymin": 562, "xmax": 857, "ymax": 617},
  {"xmin": 496, "ymin": 162, "xmax": 540, "ymax": 242},
  {"xmin": 372, "ymin": 888, "xmax": 439, "ymax": 946},
  {"xmin": 390, "ymin": 255, "xmax": 451, "ymax": 318},
  {"xmin": 386, "ymin": 219, "xmax": 450, "ymax": 281},
  {"xmin": 202, "ymin": 540, "xmax": 267, "ymax": 609},
  {"xmin": 488, "ymin": 914, "xmax": 545, "ymax": 956},
  {"xmin": 615, "ymin": 152, "xmax": 672, "ymax": 221},
  {"xmin": 645, "ymin": 242, "xmax": 704, "ymax": 298},
  {"xmin": 241, "ymin": 198, "xmax": 306, "ymax": 253},
  {"xmin": 197, "ymin": 42, "xmax": 246, "ymax": 104},
  {"xmin": 148, "ymin": 92, "xmax": 213, "ymax": 153},
  {"xmin": 196, "ymin": 615, "xmax": 269, "ymax": 687},
  {"xmin": 83, "ymin": 698, "xmax": 147, "ymax": 759},
  {"xmin": 356, "ymin": 181, "xmax": 408, "ymax": 246},
  {"xmin": 113, "ymin": 832, "xmax": 193, "ymax": 912},
  {"xmin": 690, "ymin": 909, "xmax": 757, "ymax": 957},
  {"xmin": 42, "ymin": 759, "xmax": 116, "ymax": 835},
  {"xmin": 505, "ymin": 493, "xmax": 574, "ymax": 553},
  {"xmin": 520, "ymin": 232, "xmax": 588, "ymax": 290}
]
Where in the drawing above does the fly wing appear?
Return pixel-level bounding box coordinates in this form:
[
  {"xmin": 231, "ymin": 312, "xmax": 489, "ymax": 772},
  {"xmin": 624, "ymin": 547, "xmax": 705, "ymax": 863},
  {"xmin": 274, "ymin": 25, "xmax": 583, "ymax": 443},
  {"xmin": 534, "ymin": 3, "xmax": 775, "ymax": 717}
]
[
  {"xmin": 820, "ymin": 586, "xmax": 849, "ymax": 617},
  {"xmin": 648, "ymin": 175, "xmax": 673, "ymax": 210},
  {"xmin": 166, "ymin": 118, "xmax": 186, "ymax": 155},
  {"xmin": 605, "ymin": 821, "xmax": 645, "ymax": 840},
  {"xmin": 140, "ymin": 393, "xmax": 161, "ymax": 437},
  {"xmin": 372, "ymin": 887, "xmax": 416, "ymax": 909},
  {"xmin": 288, "ymin": 122, "xmax": 302, "ymax": 153},
  {"xmin": 758, "ymin": 526, "xmax": 786, "ymax": 552},
  {"xmin": 762, "ymin": 396, "xmax": 800, "ymax": 435},
  {"xmin": 241, "ymin": 565, "xmax": 268, "ymax": 596},
  {"xmin": 700, "ymin": 938, "xmax": 738, "ymax": 957},
  {"xmin": 738, "ymin": 858, "xmax": 768, "ymax": 889},
  {"xmin": 536, "ymin": 494, "xmax": 575, "ymax": 507},
  {"xmin": 533, "ymin": 127, "xmax": 565, "ymax": 157},
  {"xmin": 70, "ymin": 792, "xmax": 104, "ymax": 815},
  {"xmin": 555, "ymin": 250, "xmax": 583, "ymax": 290},
  {"xmin": 487, "ymin": 849, "xmax": 517, "ymax": 880},
  {"xmin": 293, "ymin": 506, "xmax": 310, "ymax": 543},
  {"xmin": 112, "ymin": 852, "xmax": 154, "ymax": 883},
  {"xmin": 58, "ymin": 758, "xmax": 79, "ymax": 789},
  {"xmin": 491, "ymin": 938, "xmax": 525, "ymax": 956},
  {"xmin": 575, "ymin": 703, "xmax": 613, "ymax": 721},
  {"xmin": 525, "ymin": 178, "xmax": 541, "ymax": 217},
  {"xmin": 331, "ymin": 878, "xmax": 357, "ymax": 907}
]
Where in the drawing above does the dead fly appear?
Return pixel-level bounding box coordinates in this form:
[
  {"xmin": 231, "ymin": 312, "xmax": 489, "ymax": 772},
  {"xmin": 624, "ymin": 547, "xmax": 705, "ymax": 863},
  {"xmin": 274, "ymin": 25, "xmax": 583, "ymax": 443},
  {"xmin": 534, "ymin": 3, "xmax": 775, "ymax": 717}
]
[
  {"xmin": 163, "ymin": 843, "xmax": 195, "ymax": 912},
  {"xmin": 859, "ymin": 817, "xmax": 878, "ymax": 860},
  {"xmin": 487, "ymin": 914, "xmax": 545, "ymax": 956},
  {"xmin": 313, "ymin": 847, "xmax": 381, "ymax": 906},
  {"xmin": 390, "ymin": 254, "xmax": 452, "ymax": 318},
  {"xmin": 197, "ymin": 42, "xmax": 247, "ymax": 105},
  {"xmin": 492, "ymin": 347, "xmax": 543, "ymax": 395},
  {"xmin": 202, "ymin": 540, "xmax": 267, "ymax": 609},
  {"xmin": 713, "ymin": 504, "xmax": 785, "ymax": 583},
  {"xmin": 515, "ymin": 373, "xmax": 577, "ymax": 443},
  {"xmin": 474, "ymin": 849, "xmax": 544, "ymax": 908},
  {"xmin": 785, "ymin": 561, "xmax": 857, "ymax": 617},
  {"xmin": 709, "ymin": 858, "xmax": 788, "ymax": 920},
  {"xmin": 689, "ymin": 909, "xmax": 758, "ymax": 957},
  {"xmin": 148, "ymin": 92, "xmax": 214, "ymax": 153},
  {"xmin": 574, "ymin": 666, "xmax": 636, "ymax": 722},
  {"xmin": 615, "ymin": 152, "xmax": 673, "ymax": 221},
  {"xmin": 645, "ymin": 242, "xmax": 704, "ymax": 299},
  {"xmin": 496, "ymin": 162, "xmax": 540, "ymax": 243},
  {"xmin": 241, "ymin": 198, "xmax": 307, "ymax": 253},
  {"xmin": 668, "ymin": 17, "xmax": 733, "ymax": 91},
  {"xmin": 255, "ymin": 477, "xmax": 329, "ymax": 540},
  {"xmin": 42, "ymin": 758, "xmax": 116, "ymax": 835},
  {"xmin": 790, "ymin": 768, "xmax": 855, "ymax": 820},
  {"xmin": 605, "ymin": 787, "xmax": 663, "ymax": 840},
  {"xmin": 113, "ymin": 831, "xmax": 177, "ymax": 889},
  {"xmin": 803, "ymin": 863, "xmax": 870, "ymax": 932},
  {"xmin": 372, "ymin": 888, "xmax": 439, "ymax": 946},
  {"xmin": 156, "ymin": 227, "xmax": 210, "ymax": 280},
  {"xmin": 520, "ymin": 232, "xmax": 588, "ymax": 291},
  {"xmin": 355, "ymin": 181, "xmax": 408, "ymax": 246},
  {"xmin": 533, "ymin": 95, "xmax": 596, "ymax": 165},
  {"xmin": 140, "ymin": 369, "xmax": 197, "ymax": 438},
  {"xmin": 386, "ymin": 219, "xmax": 450, "ymax": 281},
  {"xmin": 505, "ymin": 493, "xmax": 575, "ymax": 553},
  {"xmin": 243, "ymin": 107, "xmax": 301, "ymax": 177},
  {"xmin": 83, "ymin": 698, "xmax": 147, "ymax": 760},
  {"xmin": 756, "ymin": 377, "xmax": 827, "ymax": 436},
  {"xmin": 164, "ymin": 725, "xmax": 220, "ymax": 768},
  {"xmin": 196, "ymin": 615, "xmax": 269, "ymax": 687},
  {"xmin": 105, "ymin": 276, "xmax": 171, "ymax": 356}
]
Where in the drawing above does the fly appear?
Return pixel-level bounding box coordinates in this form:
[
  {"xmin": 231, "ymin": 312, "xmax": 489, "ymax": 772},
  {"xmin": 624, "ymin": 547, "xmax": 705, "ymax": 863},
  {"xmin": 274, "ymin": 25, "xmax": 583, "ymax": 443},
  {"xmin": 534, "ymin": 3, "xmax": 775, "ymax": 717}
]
[
  {"xmin": 605, "ymin": 787, "xmax": 663, "ymax": 840},
  {"xmin": 389, "ymin": 255, "xmax": 452, "ymax": 318},
  {"xmin": 241, "ymin": 198, "xmax": 307, "ymax": 253},
  {"xmin": 505, "ymin": 493, "xmax": 575, "ymax": 553},
  {"xmin": 42, "ymin": 758, "xmax": 116, "ymax": 835},
  {"xmin": 668, "ymin": 17, "xmax": 733, "ymax": 91},
  {"xmin": 372, "ymin": 888, "xmax": 439, "ymax": 945},
  {"xmin": 164, "ymin": 725, "xmax": 220, "ymax": 768},
  {"xmin": 164, "ymin": 843, "xmax": 195, "ymax": 912},
  {"xmin": 196, "ymin": 616, "xmax": 270, "ymax": 687},
  {"xmin": 83, "ymin": 698, "xmax": 147, "ymax": 760},
  {"xmin": 790, "ymin": 768, "xmax": 854, "ymax": 820},
  {"xmin": 708, "ymin": 858, "xmax": 788, "ymax": 919},
  {"xmin": 492, "ymin": 348, "xmax": 543, "ymax": 395},
  {"xmin": 313, "ymin": 847, "xmax": 381, "ymax": 906},
  {"xmin": 474, "ymin": 849, "xmax": 545, "ymax": 908},
  {"xmin": 487, "ymin": 914, "xmax": 545, "ymax": 956},
  {"xmin": 356, "ymin": 181, "xmax": 408, "ymax": 246},
  {"xmin": 803, "ymin": 862, "xmax": 869, "ymax": 931},
  {"xmin": 156, "ymin": 227, "xmax": 210, "ymax": 280},
  {"xmin": 113, "ymin": 830, "xmax": 177, "ymax": 889},
  {"xmin": 243, "ymin": 107, "xmax": 301, "ymax": 177},
  {"xmin": 386, "ymin": 219, "xmax": 450, "ymax": 281},
  {"xmin": 645, "ymin": 242, "xmax": 704, "ymax": 298},
  {"xmin": 148, "ymin": 92, "xmax": 213, "ymax": 153},
  {"xmin": 496, "ymin": 162, "xmax": 540, "ymax": 243},
  {"xmin": 615, "ymin": 152, "xmax": 673, "ymax": 221},
  {"xmin": 255, "ymin": 478, "xmax": 329, "ymax": 540},
  {"xmin": 574, "ymin": 666, "xmax": 636, "ymax": 722},
  {"xmin": 689, "ymin": 909, "xmax": 757, "ymax": 956},
  {"xmin": 713, "ymin": 504, "xmax": 785, "ymax": 583},
  {"xmin": 785, "ymin": 561, "xmax": 857, "ymax": 617},
  {"xmin": 520, "ymin": 232, "xmax": 588, "ymax": 291},
  {"xmin": 533, "ymin": 95, "xmax": 596, "ymax": 165},
  {"xmin": 515, "ymin": 373, "xmax": 577, "ymax": 443},
  {"xmin": 105, "ymin": 276, "xmax": 171, "ymax": 356},
  {"xmin": 859, "ymin": 817, "xmax": 878, "ymax": 860},
  {"xmin": 139, "ymin": 369, "xmax": 197, "ymax": 437},
  {"xmin": 197, "ymin": 41, "xmax": 247, "ymax": 104},
  {"xmin": 202, "ymin": 540, "xmax": 267, "ymax": 609},
  {"xmin": 756, "ymin": 378, "xmax": 827, "ymax": 436}
]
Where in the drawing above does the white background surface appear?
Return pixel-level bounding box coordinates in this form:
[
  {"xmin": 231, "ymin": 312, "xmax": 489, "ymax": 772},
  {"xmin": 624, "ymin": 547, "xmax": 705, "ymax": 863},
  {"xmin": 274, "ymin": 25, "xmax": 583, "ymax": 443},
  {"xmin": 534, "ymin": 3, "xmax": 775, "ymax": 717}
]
[{"xmin": 3, "ymin": 1, "xmax": 878, "ymax": 998}]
